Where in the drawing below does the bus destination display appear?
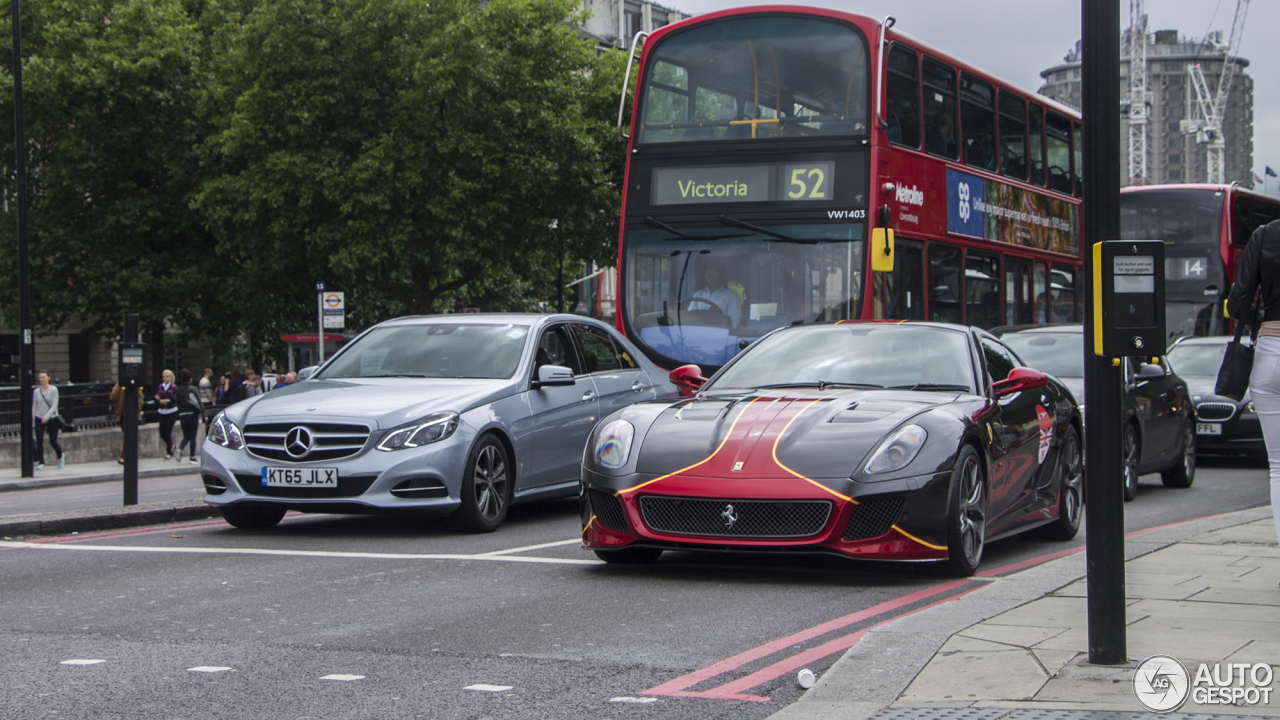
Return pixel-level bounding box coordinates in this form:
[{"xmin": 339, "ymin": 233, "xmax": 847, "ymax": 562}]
[{"xmin": 652, "ymin": 162, "xmax": 836, "ymax": 206}]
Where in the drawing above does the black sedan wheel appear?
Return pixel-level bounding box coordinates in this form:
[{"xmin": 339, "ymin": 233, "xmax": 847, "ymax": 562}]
[
  {"xmin": 945, "ymin": 445, "xmax": 986, "ymax": 577},
  {"xmin": 1027, "ymin": 424, "xmax": 1083, "ymax": 541},
  {"xmin": 448, "ymin": 434, "xmax": 512, "ymax": 533},
  {"xmin": 220, "ymin": 505, "xmax": 286, "ymax": 529},
  {"xmin": 594, "ymin": 547, "xmax": 664, "ymax": 564},
  {"xmin": 1122, "ymin": 423, "xmax": 1140, "ymax": 502},
  {"xmin": 1161, "ymin": 418, "xmax": 1196, "ymax": 489}
]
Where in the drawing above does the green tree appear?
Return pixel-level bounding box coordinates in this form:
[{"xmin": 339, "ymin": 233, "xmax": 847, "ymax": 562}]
[
  {"xmin": 0, "ymin": 0, "xmax": 221, "ymax": 377},
  {"xmin": 196, "ymin": 0, "xmax": 626, "ymax": 344}
]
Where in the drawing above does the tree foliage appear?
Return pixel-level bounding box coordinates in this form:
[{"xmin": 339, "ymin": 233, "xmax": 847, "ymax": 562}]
[{"xmin": 1, "ymin": 0, "xmax": 628, "ymax": 369}]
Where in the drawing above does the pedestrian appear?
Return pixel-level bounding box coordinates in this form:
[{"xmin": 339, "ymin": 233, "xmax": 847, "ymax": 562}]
[
  {"xmin": 276, "ymin": 371, "xmax": 297, "ymax": 389},
  {"xmin": 32, "ymin": 370, "xmax": 65, "ymax": 469},
  {"xmin": 156, "ymin": 369, "xmax": 179, "ymax": 459},
  {"xmin": 174, "ymin": 369, "xmax": 203, "ymax": 464},
  {"xmin": 1226, "ymin": 217, "xmax": 1280, "ymax": 564},
  {"xmin": 108, "ymin": 382, "xmax": 145, "ymax": 464},
  {"xmin": 198, "ymin": 368, "xmax": 215, "ymax": 406},
  {"xmin": 220, "ymin": 368, "xmax": 243, "ymax": 404}
]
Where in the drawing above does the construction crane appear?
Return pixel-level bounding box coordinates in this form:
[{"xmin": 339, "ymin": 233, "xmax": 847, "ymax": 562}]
[
  {"xmin": 1182, "ymin": 0, "xmax": 1250, "ymax": 184},
  {"xmin": 1125, "ymin": 0, "xmax": 1149, "ymax": 185}
]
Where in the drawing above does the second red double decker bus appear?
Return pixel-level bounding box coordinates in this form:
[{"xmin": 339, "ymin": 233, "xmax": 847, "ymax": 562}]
[{"xmin": 614, "ymin": 6, "xmax": 1084, "ymax": 370}]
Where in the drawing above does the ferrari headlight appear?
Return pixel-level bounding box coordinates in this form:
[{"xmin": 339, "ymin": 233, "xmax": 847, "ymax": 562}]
[
  {"xmin": 210, "ymin": 413, "xmax": 244, "ymax": 450},
  {"xmin": 594, "ymin": 420, "xmax": 635, "ymax": 469},
  {"xmin": 377, "ymin": 412, "xmax": 459, "ymax": 451},
  {"xmin": 864, "ymin": 425, "xmax": 927, "ymax": 475}
]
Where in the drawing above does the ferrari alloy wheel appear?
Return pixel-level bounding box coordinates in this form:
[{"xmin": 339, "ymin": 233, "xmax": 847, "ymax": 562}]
[
  {"xmin": 945, "ymin": 445, "xmax": 986, "ymax": 577},
  {"xmin": 1027, "ymin": 424, "xmax": 1083, "ymax": 541},
  {"xmin": 220, "ymin": 505, "xmax": 286, "ymax": 529},
  {"xmin": 1161, "ymin": 418, "xmax": 1196, "ymax": 489},
  {"xmin": 1122, "ymin": 423, "xmax": 1140, "ymax": 502},
  {"xmin": 594, "ymin": 547, "xmax": 664, "ymax": 564},
  {"xmin": 449, "ymin": 434, "xmax": 511, "ymax": 533}
]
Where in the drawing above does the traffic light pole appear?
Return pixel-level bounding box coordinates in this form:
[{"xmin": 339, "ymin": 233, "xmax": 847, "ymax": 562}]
[{"xmin": 1082, "ymin": 0, "xmax": 1128, "ymax": 665}]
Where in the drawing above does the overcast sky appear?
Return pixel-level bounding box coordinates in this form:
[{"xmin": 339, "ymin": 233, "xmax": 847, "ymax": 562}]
[{"xmin": 665, "ymin": 0, "xmax": 1280, "ymax": 196}]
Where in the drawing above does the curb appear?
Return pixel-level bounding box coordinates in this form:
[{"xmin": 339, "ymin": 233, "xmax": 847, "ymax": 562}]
[
  {"xmin": 0, "ymin": 465, "xmax": 198, "ymax": 494},
  {"xmin": 0, "ymin": 499, "xmax": 220, "ymax": 537}
]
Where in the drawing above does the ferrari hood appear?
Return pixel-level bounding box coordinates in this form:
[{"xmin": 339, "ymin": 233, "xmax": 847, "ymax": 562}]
[{"xmin": 636, "ymin": 389, "xmax": 964, "ymax": 479}]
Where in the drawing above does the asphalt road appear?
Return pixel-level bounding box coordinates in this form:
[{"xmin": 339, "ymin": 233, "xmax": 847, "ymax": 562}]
[{"xmin": 0, "ymin": 457, "xmax": 1269, "ymax": 720}]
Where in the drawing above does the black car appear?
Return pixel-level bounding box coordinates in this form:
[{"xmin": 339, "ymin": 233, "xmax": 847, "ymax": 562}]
[
  {"xmin": 581, "ymin": 322, "xmax": 1084, "ymax": 577},
  {"xmin": 997, "ymin": 324, "xmax": 1195, "ymax": 501},
  {"xmin": 1166, "ymin": 335, "xmax": 1263, "ymax": 459}
]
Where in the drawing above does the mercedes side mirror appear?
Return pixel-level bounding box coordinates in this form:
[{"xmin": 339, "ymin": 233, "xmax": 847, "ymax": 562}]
[
  {"xmin": 297, "ymin": 366, "xmax": 319, "ymax": 381},
  {"xmin": 534, "ymin": 364, "xmax": 575, "ymax": 388}
]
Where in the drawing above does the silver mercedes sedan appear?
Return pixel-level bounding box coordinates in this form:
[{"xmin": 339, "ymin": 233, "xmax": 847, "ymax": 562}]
[{"xmin": 201, "ymin": 314, "xmax": 677, "ymax": 532}]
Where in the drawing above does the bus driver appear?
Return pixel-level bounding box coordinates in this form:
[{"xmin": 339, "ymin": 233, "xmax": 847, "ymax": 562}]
[{"xmin": 690, "ymin": 260, "xmax": 743, "ymax": 328}]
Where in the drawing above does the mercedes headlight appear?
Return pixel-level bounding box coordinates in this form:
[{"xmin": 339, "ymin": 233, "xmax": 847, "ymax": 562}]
[
  {"xmin": 210, "ymin": 412, "xmax": 244, "ymax": 450},
  {"xmin": 377, "ymin": 412, "xmax": 459, "ymax": 451},
  {"xmin": 864, "ymin": 425, "xmax": 927, "ymax": 475},
  {"xmin": 594, "ymin": 420, "xmax": 635, "ymax": 469}
]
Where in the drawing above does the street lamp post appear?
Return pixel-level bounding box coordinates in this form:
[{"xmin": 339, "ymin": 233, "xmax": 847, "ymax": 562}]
[{"xmin": 11, "ymin": 0, "xmax": 33, "ymax": 478}]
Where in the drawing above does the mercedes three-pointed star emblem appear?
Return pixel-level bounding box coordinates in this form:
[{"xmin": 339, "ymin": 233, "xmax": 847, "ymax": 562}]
[{"xmin": 284, "ymin": 426, "xmax": 315, "ymax": 459}]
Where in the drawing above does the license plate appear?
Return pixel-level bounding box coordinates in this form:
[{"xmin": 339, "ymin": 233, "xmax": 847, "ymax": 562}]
[
  {"xmin": 1196, "ymin": 423, "xmax": 1222, "ymax": 435},
  {"xmin": 261, "ymin": 467, "xmax": 339, "ymax": 487}
]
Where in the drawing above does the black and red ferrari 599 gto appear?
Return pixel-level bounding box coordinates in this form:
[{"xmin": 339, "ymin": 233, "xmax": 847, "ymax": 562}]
[{"xmin": 580, "ymin": 322, "xmax": 1084, "ymax": 576}]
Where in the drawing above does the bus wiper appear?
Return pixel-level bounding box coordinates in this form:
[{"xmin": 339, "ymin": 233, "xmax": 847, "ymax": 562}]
[
  {"xmin": 717, "ymin": 215, "xmax": 843, "ymax": 244},
  {"xmin": 758, "ymin": 381, "xmax": 883, "ymax": 390},
  {"xmin": 889, "ymin": 383, "xmax": 971, "ymax": 392},
  {"xmin": 645, "ymin": 217, "xmax": 750, "ymax": 241}
]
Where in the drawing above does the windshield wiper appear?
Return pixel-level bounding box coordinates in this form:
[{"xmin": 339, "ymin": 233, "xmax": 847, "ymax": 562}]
[
  {"xmin": 758, "ymin": 381, "xmax": 883, "ymax": 390},
  {"xmin": 717, "ymin": 215, "xmax": 845, "ymax": 244},
  {"xmin": 645, "ymin": 217, "xmax": 750, "ymax": 242},
  {"xmin": 888, "ymin": 383, "xmax": 971, "ymax": 392}
]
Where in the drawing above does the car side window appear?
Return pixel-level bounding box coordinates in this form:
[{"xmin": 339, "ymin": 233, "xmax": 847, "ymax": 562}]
[
  {"xmin": 536, "ymin": 325, "xmax": 581, "ymax": 376},
  {"xmin": 570, "ymin": 323, "xmax": 631, "ymax": 373},
  {"xmin": 979, "ymin": 336, "xmax": 1018, "ymax": 385}
]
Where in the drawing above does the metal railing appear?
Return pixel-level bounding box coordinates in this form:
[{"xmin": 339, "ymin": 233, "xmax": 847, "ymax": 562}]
[{"xmin": 0, "ymin": 382, "xmax": 166, "ymax": 438}]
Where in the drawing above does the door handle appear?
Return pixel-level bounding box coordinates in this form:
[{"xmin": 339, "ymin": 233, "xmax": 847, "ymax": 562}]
[
  {"xmin": 632, "ymin": 381, "xmax": 645, "ymax": 393},
  {"xmin": 582, "ymin": 390, "xmax": 596, "ymax": 403}
]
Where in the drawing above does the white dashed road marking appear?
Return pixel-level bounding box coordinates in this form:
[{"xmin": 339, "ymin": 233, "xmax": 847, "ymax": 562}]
[
  {"xmin": 610, "ymin": 697, "xmax": 659, "ymax": 703},
  {"xmin": 60, "ymin": 659, "xmax": 105, "ymax": 665},
  {"xmin": 465, "ymin": 684, "xmax": 513, "ymax": 692},
  {"xmin": 188, "ymin": 666, "xmax": 232, "ymax": 673},
  {"xmin": 320, "ymin": 674, "xmax": 365, "ymax": 681},
  {"xmin": 0, "ymin": 540, "xmax": 597, "ymax": 565},
  {"xmin": 478, "ymin": 538, "xmax": 582, "ymax": 556}
]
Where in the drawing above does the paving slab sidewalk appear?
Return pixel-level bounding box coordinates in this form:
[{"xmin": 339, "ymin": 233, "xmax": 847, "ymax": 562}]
[
  {"xmin": 0, "ymin": 457, "xmax": 198, "ymax": 493},
  {"xmin": 772, "ymin": 507, "xmax": 1280, "ymax": 720}
]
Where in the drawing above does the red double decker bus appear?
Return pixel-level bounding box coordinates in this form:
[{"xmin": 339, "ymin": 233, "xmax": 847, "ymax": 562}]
[
  {"xmin": 614, "ymin": 6, "xmax": 1084, "ymax": 370},
  {"xmin": 1120, "ymin": 184, "xmax": 1280, "ymax": 344}
]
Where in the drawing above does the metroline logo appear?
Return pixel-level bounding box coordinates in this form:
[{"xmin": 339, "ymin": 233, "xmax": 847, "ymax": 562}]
[{"xmin": 894, "ymin": 183, "xmax": 924, "ymax": 206}]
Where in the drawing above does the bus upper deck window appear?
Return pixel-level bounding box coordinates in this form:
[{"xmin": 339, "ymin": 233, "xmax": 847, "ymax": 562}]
[
  {"xmin": 1045, "ymin": 111, "xmax": 1072, "ymax": 194},
  {"xmin": 959, "ymin": 73, "xmax": 995, "ymax": 172},
  {"xmin": 998, "ymin": 91, "xmax": 1027, "ymax": 181},
  {"xmin": 886, "ymin": 45, "xmax": 920, "ymax": 149},
  {"xmin": 1072, "ymin": 121, "xmax": 1083, "ymax": 197},
  {"xmin": 922, "ymin": 57, "xmax": 957, "ymax": 160},
  {"xmin": 1028, "ymin": 102, "xmax": 1046, "ymax": 187}
]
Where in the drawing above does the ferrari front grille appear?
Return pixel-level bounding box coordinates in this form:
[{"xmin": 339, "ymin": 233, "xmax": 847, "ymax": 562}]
[
  {"xmin": 587, "ymin": 489, "xmax": 629, "ymax": 532},
  {"xmin": 1195, "ymin": 402, "xmax": 1236, "ymax": 422},
  {"xmin": 638, "ymin": 496, "xmax": 832, "ymax": 538},
  {"xmin": 842, "ymin": 496, "xmax": 905, "ymax": 541}
]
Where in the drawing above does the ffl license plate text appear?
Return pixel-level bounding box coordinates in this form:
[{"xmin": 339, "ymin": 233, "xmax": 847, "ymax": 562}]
[
  {"xmin": 262, "ymin": 467, "xmax": 339, "ymax": 487},
  {"xmin": 1196, "ymin": 423, "xmax": 1222, "ymax": 435}
]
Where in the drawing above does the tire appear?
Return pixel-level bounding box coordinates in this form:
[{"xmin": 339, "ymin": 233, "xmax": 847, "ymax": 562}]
[
  {"xmin": 1161, "ymin": 418, "xmax": 1196, "ymax": 488},
  {"xmin": 594, "ymin": 547, "xmax": 663, "ymax": 564},
  {"xmin": 1027, "ymin": 424, "xmax": 1083, "ymax": 541},
  {"xmin": 220, "ymin": 505, "xmax": 286, "ymax": 529},
  {"xmin": 944, "ymin": 445, "xmax": 986, "ymax": 577},
  {"xmin": 448, "ymin": 434, "xmax": 512, "ymax": 533},
  {"xmin": 1122, "ymin": 423, "xmax": 1140, "ymax": 502}
]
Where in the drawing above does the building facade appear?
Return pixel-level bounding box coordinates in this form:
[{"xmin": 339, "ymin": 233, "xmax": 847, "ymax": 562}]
[
  {"xmin": 1038, "ymin": 30, "xmax": 1253, "ymax": 188},
  {"xmin": 579, "ymin": 0, "xmax": 686, "ymax": 50}
]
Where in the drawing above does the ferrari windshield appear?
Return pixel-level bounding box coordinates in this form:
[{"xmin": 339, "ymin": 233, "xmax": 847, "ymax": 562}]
[
  {"xmin": 708, "ymin": 324, "xmax": 975, "ymax": 393},
  {"xmin": 319, "ymin": 324, "xmax": 529, "ymax": 380}
]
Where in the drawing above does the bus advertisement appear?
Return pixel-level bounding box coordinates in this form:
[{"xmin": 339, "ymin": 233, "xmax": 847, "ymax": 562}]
[
  {"xmin": 614, "ymin": 6, "xmax": 1084, "ymax": 371},
  {"xmin": 1121, "ymin": 184, "xmax": 1280, "ymax": 346}
]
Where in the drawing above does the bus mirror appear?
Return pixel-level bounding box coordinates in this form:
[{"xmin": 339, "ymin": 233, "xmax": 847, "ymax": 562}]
[{"xmin": 870, "ymin": 228, "xmax": 895, "ymax": 272}]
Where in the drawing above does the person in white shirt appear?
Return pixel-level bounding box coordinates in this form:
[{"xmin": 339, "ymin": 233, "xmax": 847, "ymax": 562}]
[
  {"xmin": 156, "ymin": 369, "xmax": 179, "ymax": 459},
  {"xmin": 32, "ymin": 371, "xmax": 64, "ymax": 469},
  {"xmin": 690, "ymin": 261, "xmax": 742, "ymax": 327}
]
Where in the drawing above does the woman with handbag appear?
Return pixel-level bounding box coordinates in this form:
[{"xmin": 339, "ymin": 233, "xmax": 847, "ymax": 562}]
[
  {"xmin": 1226, "ymin": 217, "xmax": 1280, "ymax": 557},
  {"xmin": 32, "ymin": 370, "xmax": 65, "ymax": 469},
  {"xmin": 156, "ymin": 369, "xmax": 179, "ymax": 459}
]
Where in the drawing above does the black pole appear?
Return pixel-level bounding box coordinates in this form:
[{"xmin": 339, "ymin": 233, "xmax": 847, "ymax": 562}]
[
  {"xmin": 557, "ymin": 257, "xmax": 564, "ymax": 313},
  {"xmin": 123, "ymin": 314, "xmax": 139, "ymax": 506},
  {"xmin": 11, "ymin": 0, "xmax": 33, "ymax": 478},
  {"xmin": 1082, "ymin": 0, "xmax": 1127, "ymax": 665}
]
